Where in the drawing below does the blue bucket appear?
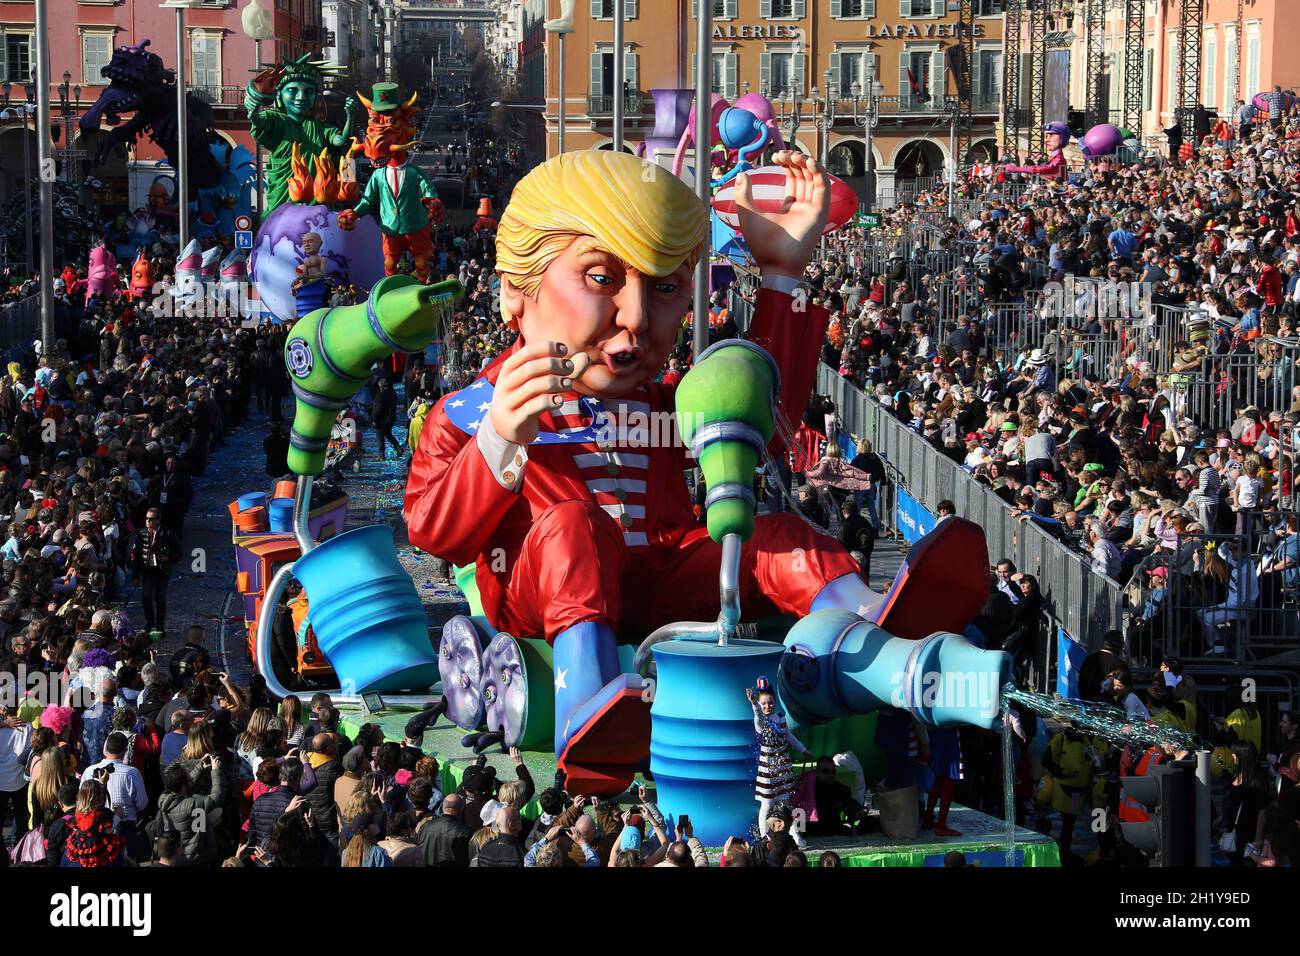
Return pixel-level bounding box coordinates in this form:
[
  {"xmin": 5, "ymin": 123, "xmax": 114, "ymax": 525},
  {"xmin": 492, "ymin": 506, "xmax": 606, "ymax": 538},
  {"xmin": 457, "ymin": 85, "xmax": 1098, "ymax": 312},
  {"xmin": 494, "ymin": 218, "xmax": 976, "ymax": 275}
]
[
  {"xmin": 237, "ymin": 491, "xmax": 267, "ymax": 512},
  {"xmin": 268, "ymin": 497, "xmax": 295, "ymax": 533},
  {"xmin": 650, "ymin": 637, "xmax": 784, "ymax": 848},
  {"xmin": 291, "ymin": 524, "xmax": 439, "ymax": 693}
]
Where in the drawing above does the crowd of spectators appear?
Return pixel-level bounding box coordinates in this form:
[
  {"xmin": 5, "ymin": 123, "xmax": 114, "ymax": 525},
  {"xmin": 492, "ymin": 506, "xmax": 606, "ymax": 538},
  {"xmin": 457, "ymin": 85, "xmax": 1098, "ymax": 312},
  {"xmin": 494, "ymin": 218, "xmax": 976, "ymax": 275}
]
[
  {"xmin": 759, "ymin": 109, "xmax": 1300, "ymax": 865},
  {"xmin": 0, "ymin": 207, "xmax": 307, "ymax": 865}
]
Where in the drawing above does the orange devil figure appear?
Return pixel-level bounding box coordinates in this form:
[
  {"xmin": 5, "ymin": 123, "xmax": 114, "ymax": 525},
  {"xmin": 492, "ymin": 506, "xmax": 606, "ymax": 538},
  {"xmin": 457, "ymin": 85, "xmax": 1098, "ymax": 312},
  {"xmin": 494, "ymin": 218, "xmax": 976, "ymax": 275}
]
[
  {"xmin": 129, "ymin": 250, "xmax": 154, "ymax": 300},
  {"xmin": 337, "ymin": 82, "xmax": 444, "ymax": 283}
]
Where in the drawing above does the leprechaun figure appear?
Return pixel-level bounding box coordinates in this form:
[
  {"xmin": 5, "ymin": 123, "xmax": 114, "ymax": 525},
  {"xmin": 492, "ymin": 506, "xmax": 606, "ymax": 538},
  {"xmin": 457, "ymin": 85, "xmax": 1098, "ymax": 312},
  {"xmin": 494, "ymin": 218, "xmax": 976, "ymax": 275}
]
[
  {"xmin": 405, "ymin": 150, "xmax": 977, "ymax": 793},
  {"xmin": 338, "ymin": 82, "xmax": 445, "ymax": 282}
]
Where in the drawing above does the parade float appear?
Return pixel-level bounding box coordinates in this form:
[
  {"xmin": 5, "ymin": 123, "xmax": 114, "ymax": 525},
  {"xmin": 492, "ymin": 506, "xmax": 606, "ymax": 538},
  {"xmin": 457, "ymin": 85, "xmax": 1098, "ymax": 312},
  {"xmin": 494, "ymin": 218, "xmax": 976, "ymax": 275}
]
[
  {"xmin": 244, "ymin": 55, "xmax": 388, "ymax": 323},
  {"xmin": 226, "ymin": 138, "xmax": 1042, "ymax": 861}
]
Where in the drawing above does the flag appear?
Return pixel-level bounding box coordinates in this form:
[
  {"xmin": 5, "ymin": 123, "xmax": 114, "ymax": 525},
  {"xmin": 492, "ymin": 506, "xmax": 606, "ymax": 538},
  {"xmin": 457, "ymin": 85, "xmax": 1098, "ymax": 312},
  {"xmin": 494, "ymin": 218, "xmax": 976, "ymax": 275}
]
[{"xmin": 1055, "ymin": 628, "xmax": 1088, "ymax": 700}]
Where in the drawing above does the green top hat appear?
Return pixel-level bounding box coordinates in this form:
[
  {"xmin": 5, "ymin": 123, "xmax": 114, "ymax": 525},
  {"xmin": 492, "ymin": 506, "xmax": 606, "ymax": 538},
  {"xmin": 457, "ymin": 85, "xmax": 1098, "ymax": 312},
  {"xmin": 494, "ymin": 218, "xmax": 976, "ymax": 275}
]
[{"xmin": 368, "ymin": 82, "xmax": 402, "ymax": 112}]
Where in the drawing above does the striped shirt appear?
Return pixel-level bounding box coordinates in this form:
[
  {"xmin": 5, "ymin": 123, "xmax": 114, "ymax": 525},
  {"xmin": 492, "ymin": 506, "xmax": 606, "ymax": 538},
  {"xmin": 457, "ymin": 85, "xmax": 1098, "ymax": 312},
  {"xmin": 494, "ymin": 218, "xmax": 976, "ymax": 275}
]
[
  {"xmin": 551, "ymin": 388, "xmax": 655, "ymax": 551},
  {"xmin": 1196, "ymin": 465, "xmax": 1221, "ymax": 505}
]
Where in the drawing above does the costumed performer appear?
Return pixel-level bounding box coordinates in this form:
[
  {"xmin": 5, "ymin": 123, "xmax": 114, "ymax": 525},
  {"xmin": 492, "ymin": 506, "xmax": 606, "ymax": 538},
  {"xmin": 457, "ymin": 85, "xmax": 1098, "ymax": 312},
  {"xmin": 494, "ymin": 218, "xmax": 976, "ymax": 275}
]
[
  {"xmin": 749, "ymin": 678, "xmax": 810, "ymax": 846},
  {"xmin": 1004, "ymin": 121, "xmax": 1070, "ymax": 182},
  {"xmin": 337, "ymin": 83, "xmax": 444, "ymax": 283},
  {"xmin": 404, "ymin": 149, "xmax": 875, "ymax": 791}
]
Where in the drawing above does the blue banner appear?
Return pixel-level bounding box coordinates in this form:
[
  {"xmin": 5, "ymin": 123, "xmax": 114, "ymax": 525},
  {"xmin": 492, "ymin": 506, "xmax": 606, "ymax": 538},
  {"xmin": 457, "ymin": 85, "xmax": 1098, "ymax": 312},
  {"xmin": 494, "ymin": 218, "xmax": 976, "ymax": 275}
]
[
  {"xmin": 894, "ymin": 486, "xmax": 936, "ymax": 545},
  {"xmin": 1055, "ymin": 627, "xmax": 1087, "ymax": 700}
]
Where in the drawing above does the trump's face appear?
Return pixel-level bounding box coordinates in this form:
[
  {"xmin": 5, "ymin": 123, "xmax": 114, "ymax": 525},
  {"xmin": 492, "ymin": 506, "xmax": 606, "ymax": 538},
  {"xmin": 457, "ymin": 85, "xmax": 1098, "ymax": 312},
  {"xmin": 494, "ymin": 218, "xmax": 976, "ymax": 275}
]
[{"xmin": 506, "ymin": 237, "xmax": 693, "ymax": 400}]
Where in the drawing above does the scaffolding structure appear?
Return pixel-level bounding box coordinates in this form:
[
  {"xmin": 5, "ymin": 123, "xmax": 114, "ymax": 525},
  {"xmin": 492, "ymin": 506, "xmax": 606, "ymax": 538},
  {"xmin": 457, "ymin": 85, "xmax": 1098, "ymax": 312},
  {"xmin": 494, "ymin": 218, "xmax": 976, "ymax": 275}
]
[
  {"xmin": 1028, "ymin": 0, "xmax": 1048, "ymax": 156},
  {"xmin": 1084, "ymin": 0, "xmax": 1108, "ymax": 128},
  {"xmin": 1123, "ymin": 0, "xmax": 1144, "ymax": 132},
  {"xmin": 1002, "ymin": 0, "xmax": 1022, "ymax": 155},
  {"xmin": 1177, "ymin": 0, "xmax": 1203, "ymax": 137},
  {"xmin": 955, "ymin": 0, "xmax": 975, "ymax": 168}
]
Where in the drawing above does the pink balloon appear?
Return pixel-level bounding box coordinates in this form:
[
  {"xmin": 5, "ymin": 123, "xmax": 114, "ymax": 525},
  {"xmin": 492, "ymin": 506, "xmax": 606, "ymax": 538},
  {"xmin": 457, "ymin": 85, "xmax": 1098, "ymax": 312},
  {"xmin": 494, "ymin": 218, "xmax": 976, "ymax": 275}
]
[
  {"xmin": 732, "ymin": 92, "xmax": 777, "ymax": 125},
  {"xmin": 685, "ymin": 93, "xmax": 730, "ymax": 141}
]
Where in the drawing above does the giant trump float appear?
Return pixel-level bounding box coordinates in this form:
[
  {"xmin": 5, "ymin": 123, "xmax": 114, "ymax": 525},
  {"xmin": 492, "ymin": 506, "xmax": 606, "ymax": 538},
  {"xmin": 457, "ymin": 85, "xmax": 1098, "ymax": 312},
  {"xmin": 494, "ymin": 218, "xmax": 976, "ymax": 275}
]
[{"xmin": 226, "ymin": 134, "xmax": 1008, "ymax": 848}]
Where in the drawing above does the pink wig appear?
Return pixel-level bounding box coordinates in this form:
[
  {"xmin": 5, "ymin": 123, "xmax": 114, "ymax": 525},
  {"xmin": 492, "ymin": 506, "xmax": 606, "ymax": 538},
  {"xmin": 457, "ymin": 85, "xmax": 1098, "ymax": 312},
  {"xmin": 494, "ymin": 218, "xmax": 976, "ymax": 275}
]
[{"xmin": 41, "ymin": 705, "xmax": 74, "ymax": 736}]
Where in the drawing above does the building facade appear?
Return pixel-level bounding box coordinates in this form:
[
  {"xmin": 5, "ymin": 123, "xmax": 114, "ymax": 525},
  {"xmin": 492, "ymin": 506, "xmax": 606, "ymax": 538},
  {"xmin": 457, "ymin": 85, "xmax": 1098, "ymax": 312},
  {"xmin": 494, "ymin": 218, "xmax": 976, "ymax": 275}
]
[
  {"xmin": 323, "ymin": 0, "xmax": 380, "ymax": 92},
  {"xmin": 0, "ymin": 0, "xmax": 323, "ymax": 212},
  {"xmin": 1004, "ymin": 0, "xmax": 1300, "ymax": 152},
  {"xmin": 515, "ymin": 0, "xmax": 1004, "ymax": 206}
]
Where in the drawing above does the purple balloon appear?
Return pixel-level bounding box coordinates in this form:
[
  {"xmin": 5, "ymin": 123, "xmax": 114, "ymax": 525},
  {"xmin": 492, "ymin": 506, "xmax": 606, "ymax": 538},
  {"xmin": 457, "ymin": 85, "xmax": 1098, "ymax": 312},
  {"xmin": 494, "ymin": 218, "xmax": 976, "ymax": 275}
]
[{"xmin": 1079, "ymin": 123, "xmax": 1125, "ymax": 159}]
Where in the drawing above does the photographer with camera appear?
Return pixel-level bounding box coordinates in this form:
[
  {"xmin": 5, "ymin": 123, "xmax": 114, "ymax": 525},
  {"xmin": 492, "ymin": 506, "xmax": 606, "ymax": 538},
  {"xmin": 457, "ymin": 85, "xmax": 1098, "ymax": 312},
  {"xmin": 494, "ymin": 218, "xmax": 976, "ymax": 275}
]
[
  {"xmin": 82, "ymin": 730, "xmax": 148, "ymax": 857},
  {"xmin": 151, "ymin": 752, "xmax": 228, "ymax": 866}
]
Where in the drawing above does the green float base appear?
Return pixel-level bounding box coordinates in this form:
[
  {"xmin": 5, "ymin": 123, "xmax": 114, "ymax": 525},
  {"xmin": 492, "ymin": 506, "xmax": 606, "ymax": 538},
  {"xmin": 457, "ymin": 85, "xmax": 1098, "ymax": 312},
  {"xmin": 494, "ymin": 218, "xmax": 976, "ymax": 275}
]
[
  {"xmin": 801, "ymin": 805, "xmax": 1060, "ymax": 867},
  {"xmin": 339, "ymin": 705, "xmax": 1058, "ymax": 867}
]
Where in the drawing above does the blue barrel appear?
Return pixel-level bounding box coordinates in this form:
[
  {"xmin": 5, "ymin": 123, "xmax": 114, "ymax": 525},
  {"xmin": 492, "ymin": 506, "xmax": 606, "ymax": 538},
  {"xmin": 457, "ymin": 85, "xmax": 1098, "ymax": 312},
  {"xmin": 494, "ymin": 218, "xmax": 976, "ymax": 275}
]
[
  {"xmin": 650, "ymin": 637, "xmax": 784, "ymax": 848},
  {"xmin": 294, "ymin": 279, "xmax": 328, "ymax": 318},
  {"xmin": 237, "ymin": 491, "xmax": 267, "ymax": 512},
  {"xmin": 292, "ymin": 524, "xmax": 439, "ymax": 693},
  {"xmin": 268, "ymin": 497, "xmax": 295, "ymax": 533}
]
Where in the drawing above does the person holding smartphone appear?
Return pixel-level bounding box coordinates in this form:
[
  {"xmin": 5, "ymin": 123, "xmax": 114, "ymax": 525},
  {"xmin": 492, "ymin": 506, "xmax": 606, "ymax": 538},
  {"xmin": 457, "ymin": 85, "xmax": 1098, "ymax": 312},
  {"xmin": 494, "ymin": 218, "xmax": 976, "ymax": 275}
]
[{"xmin": 0, "ymin": 706, "xmax": 34, "ymax": 843}]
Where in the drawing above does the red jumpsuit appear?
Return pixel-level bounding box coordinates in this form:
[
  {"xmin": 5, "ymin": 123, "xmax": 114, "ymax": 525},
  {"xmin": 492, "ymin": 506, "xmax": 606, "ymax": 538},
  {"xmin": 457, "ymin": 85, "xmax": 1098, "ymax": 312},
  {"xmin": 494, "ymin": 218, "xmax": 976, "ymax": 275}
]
[
  {"xmin": 404, "ymin": 288, "xmax": 860, "ymax": 644},
  {"xmin": 1005, "ymin": 150, "xmax": 1066, "ymax": 182}
]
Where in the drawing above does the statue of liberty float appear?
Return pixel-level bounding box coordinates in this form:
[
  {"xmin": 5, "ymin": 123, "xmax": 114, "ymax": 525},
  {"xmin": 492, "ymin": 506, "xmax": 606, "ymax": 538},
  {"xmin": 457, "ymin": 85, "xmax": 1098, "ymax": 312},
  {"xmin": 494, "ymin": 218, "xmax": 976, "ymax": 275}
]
[
  {"xmin": 228, "ymin": 121, "xmax": 1008, "ymax": 845},
  {"xmin": 244, "ymin": 59, "xmax": 444, "ymax": 320}
]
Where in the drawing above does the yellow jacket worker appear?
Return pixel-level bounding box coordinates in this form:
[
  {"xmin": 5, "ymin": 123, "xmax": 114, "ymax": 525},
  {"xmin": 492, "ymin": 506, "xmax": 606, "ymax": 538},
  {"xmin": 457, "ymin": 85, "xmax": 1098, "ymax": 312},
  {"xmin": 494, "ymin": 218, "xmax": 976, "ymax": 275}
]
[{"xmin": 1043, "ymin": 728, "xmax": 1092, "ymax": 859}]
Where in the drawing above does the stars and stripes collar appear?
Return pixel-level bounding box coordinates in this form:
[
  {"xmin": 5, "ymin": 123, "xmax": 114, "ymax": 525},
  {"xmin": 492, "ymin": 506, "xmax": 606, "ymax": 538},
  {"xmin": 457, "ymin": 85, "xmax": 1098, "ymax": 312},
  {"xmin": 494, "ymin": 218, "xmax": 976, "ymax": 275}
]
[{"xmin": 443, "ymin": 376, "xmax": 612, "ymax": 444}]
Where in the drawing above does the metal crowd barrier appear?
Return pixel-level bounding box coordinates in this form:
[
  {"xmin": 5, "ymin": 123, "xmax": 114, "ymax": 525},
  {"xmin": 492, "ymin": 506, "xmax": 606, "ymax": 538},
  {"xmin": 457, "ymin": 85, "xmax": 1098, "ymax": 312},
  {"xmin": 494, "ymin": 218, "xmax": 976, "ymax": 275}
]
[
  {"xmin": 0, "ymin": 295, "xmax": 38, "ymax": 351},
  {"xmin": 815, "ymin": 363, "xmax": 1126, "ymax": 680}
]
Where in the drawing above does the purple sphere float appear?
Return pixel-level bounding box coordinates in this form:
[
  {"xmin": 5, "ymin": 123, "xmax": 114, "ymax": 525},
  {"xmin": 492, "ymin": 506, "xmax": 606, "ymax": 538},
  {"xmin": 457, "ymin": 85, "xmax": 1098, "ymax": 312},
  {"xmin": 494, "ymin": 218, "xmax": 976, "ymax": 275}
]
[{"xmin": 249, "ymin": 202, "xmax": 384, "ymax": 322}]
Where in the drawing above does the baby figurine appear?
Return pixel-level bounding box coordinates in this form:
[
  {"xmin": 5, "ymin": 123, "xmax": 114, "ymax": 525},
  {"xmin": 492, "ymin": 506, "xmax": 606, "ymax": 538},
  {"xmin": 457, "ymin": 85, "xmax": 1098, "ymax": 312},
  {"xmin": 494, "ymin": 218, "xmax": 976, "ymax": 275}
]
[{"xmin": 291, "ymin": 231, "xmax": 328, "ymax": 292}]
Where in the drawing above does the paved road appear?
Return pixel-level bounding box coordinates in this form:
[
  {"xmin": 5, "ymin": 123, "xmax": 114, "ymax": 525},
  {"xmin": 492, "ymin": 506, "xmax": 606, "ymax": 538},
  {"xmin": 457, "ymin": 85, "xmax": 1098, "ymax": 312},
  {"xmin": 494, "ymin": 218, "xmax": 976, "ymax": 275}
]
[{"xmin": 142, "ymin": 396, "xmax": 467, "ymax": 688}]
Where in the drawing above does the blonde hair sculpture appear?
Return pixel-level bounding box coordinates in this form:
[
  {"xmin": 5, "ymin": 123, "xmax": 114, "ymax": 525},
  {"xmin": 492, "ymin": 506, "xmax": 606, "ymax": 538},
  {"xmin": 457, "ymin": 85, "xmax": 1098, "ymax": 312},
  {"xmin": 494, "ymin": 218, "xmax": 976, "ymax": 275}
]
[{"xmin": 494, "ymin": 150, "xmax": 709, "ymax": 324}]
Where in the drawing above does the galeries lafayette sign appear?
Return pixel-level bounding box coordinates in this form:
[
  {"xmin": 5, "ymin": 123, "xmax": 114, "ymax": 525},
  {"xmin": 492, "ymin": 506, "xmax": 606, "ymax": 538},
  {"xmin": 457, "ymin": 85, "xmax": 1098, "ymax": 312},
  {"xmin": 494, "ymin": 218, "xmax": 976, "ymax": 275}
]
[{"xmin": 865, "ymin": 22, "xmax": 986, "ymax": 37}]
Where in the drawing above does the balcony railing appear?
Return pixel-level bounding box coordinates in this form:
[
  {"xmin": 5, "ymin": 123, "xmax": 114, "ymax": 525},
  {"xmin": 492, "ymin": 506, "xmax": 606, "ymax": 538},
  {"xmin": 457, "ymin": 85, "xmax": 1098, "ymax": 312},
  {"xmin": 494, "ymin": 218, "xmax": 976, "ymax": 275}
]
[
  {"xmin": 587, "ymin": 92, "xmax": 645, "ymax": 115},
  {"xmin": 189, "ymin": 86, "xmax": 247, "ymax": 109},
  {"xmin": 817, "ymin": 92, "xmax": 1001, "ymax": 118}
]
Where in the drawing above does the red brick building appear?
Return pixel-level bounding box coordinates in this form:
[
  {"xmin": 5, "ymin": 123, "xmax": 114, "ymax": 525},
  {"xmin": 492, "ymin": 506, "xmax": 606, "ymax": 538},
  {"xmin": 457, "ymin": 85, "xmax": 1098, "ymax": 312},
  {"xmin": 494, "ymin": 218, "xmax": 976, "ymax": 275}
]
[{"xmin": 0, "ymin": 0, "xmax": 324, "ymax": 213}]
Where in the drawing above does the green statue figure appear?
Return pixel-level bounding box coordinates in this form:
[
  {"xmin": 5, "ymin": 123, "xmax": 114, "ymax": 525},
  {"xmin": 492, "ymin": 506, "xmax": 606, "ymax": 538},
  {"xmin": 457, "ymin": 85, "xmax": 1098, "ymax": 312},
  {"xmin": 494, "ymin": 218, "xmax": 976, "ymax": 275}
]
[{"xmin": 244, "ymin": 54, "xmax": 359, "ymax": 214}]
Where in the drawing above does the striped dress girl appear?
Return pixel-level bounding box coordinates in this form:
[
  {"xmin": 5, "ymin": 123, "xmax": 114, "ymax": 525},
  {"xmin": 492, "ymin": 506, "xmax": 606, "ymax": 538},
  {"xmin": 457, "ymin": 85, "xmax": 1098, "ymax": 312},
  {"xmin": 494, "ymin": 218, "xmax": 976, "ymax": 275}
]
[{"xmin": 752, "ymin": 695, "xmax": 809, "ymax": 806}]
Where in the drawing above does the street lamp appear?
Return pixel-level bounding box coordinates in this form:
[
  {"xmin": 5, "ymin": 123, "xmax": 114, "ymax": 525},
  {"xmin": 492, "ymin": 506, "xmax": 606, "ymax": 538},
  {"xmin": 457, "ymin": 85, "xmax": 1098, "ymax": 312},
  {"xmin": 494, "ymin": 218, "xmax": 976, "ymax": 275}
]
[
  {"xmin": 779, "ymin": 86, "xmax": 806, "ymax": 151},
  {"xmin": 241, "ymin": 0, "xmax": 276, "ymax": 218},
  {"xmin": 849, "ymin": 63, "xmax": 883, "ymax": 213},
  {"xmin": 33, "ymin": 0, "xmax": 56, "ymax": 350},
  {"xmin": 56, "ymin": 71, "xmax": 84, "ymax": 185},
  {"xmin": 816, "ymin": 66, "xmax": 835, "ymax": 167},
  {"xmin": 543, "ymin": 1, "xmax": 575, "ymax": 155},
  {"xmin": 0, "ymin": 79, "xmax": 36, "ymax": 272},
  {"xmin": 163, "ymin": 0, "xmax": 204, "ymax": 255}
]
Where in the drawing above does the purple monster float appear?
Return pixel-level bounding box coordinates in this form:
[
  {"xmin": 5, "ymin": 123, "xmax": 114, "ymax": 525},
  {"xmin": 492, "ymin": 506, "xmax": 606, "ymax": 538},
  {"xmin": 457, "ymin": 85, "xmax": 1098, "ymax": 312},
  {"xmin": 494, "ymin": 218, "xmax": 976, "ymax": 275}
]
[{"xmin": 79, "ymin": 39, "xmax": 222, "ymax": 196}]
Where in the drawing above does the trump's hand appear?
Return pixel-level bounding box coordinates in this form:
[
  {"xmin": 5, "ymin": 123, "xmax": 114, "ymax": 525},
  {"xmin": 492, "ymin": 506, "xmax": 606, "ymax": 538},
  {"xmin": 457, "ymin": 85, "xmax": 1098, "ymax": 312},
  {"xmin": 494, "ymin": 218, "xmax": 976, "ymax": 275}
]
[{"xmin": 734, "ymin": 150, "xmax": 830, "ymax": 281}]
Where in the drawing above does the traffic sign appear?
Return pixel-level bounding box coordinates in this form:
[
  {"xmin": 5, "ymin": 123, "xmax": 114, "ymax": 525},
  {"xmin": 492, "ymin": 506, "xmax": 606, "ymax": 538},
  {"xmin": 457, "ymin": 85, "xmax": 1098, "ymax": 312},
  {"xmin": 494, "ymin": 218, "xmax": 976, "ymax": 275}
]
[
  {"xmin": 235, "ymin": 230, "xmax": 253, "ymax": 249},
  {"xmin": 234, "ymin": 214, "xmax": 254, "ymax": 232}
]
